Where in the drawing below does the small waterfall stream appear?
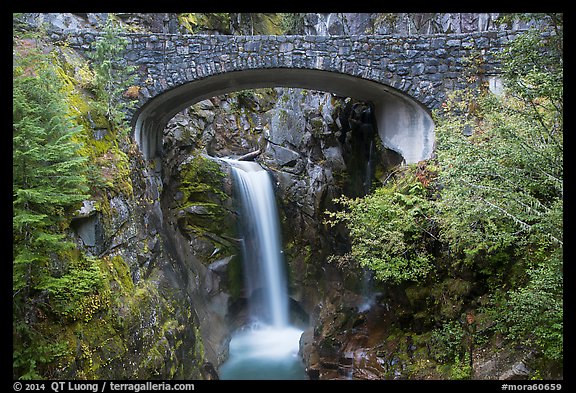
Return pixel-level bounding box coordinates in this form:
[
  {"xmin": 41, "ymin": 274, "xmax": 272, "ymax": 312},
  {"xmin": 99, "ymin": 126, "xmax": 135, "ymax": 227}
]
[{"xmin": 219, "ymin": 159, "xmax": 306, "ymax": 380}]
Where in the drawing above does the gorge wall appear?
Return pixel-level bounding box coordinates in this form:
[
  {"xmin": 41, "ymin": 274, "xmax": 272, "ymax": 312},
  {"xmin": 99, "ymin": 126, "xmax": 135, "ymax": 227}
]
[
  {"xmin": 159, "ymin": 86, "xmax": 392, "ymax": 367},
  {"xmin": 14, "ymin": 13, "xmax": 559, "ymax": 381}
]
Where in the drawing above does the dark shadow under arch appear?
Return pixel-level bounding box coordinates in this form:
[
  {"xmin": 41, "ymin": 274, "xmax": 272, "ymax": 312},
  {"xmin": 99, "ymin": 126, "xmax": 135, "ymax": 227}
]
[{"xmin": 132, "ymin": 68, "xmax": 434, "ymax": 165}]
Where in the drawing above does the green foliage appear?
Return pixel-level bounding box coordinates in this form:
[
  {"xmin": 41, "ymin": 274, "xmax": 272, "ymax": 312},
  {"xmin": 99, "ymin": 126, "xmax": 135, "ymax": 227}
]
[
  {"xmin": 325, "ymin": 165, "xmax": 437, "ymax": 284},
  {"xmin": 12, "ymin": 329, "xmax": 69, "ymax": 380},
  {"xmin": 493, "ymin": 248, "xmax": 563, "ymax": 362},
  {"xmin": 429, "ymin": 320, "xmax": 465, "ymax": 364},
  {"xmin": 88, "ymin": 19, "xmax": 137, "ymax": 137},
  {"xmin": 58, "ymin": 18, "xmax": 137, "ymax": 197},
  {"xmin": 12, "ymin": 27, "xmax": 113, "ymax": 380},
  {"xmin": 434, "ymin": 29, "xmax": 563, "ymax": 263},
  {"xmin": 427, "ymin": 321, "xmax": 473, "ymax": 379},
  {"xmin": 13, "ymin": 47, "xmax": 91, "ymax": 295},
  {"xmin": 501, "ymin": 29, "xmax": 562, "ymax": 106},
  {"xmin": 279, "ymin": 13, "xmax": 306, "ymax": 34},
  {"xmin": 438, "ymin": 353, "xmax": 472, "ymax": 380},
  {"xmin": 326, "ymin": 17, "xmax": 562, "ymax": 367},
  {"xmin": 178, "ymin": 13, "xmax": 232, "ymax": 34},
  {"xmin": 13, "ymin": 18, "xmax": 206, "ymax": 381},
  {"xmin": 36, "ymin": 257, "xmax": 108, "ymax": 322},
  {"xmin": 432, "ymin": 19, "xmax": 562, "ymax": 365}
]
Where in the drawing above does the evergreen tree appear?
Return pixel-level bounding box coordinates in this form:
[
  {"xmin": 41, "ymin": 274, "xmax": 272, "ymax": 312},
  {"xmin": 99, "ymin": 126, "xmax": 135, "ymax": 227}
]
[
  {"xmin": 89, "ymin": 18, "xmax": 136, "ymax": 136},
  {"xmin": 13, "ymin": 50, "xmax": 90, "ymax": 297}
]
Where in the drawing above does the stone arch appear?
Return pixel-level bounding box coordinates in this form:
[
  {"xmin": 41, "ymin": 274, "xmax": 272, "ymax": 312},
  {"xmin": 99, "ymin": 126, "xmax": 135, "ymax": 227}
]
[{"xmin": 132, "ymin": 68, "xmax": 434, "ymax": 165}]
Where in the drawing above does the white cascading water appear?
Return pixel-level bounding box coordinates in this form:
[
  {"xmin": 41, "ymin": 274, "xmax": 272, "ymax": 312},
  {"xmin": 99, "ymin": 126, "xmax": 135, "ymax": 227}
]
[
  {"xmin": 219, "ymin": 159, "xmax": 306, "ymax": 380},
  {"xmin": 232, "ymin": 160, "xmax": 288, "ymax": 326}
]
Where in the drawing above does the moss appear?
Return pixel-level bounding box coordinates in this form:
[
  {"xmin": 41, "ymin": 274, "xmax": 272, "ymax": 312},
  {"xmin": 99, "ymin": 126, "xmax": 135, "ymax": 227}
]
[
  {"xmin": 253, "ymin": 88, "xmax": 278, "ymax": 110},
  {"xmin": 178, "ymin": 13, "xmax": 231, "ymax": 34},
  {"xmin": 301, "ymin": 244, "xmax": 317, "ymax": 279},
  {"xmin": 310, "ymin": 117, "xmax": 325, "ymax": 137},
  {"xmin": 39, "ymin": 251, "xmax": 108, "ymax": 324},
  {"xmin": 100, "ymin": 255, "xmax": 134, "ymax": 301},
  {"xmin": 16, "ymin": 253, "xmax": 131, "ymax": 378},
  {"xmin": 13, "ymin": 34, "xmax": 209, "ymax": 381},
  {"xmin": 374, "ymin": 13, "xmax": 399, "ymax": 31},
  {"xmin": 176, "ymin": 154, "xmax": 239, "ymax": 261},
  {"xmin": 193, "ymin": 325, "xmax": 206, "ymax": 362},
  {"xmin": 405, "ymin": 284, "xmax": 431, "ymax": 306},
  {"xmin": 37, "ymin": 307, "xmax": 129, "ymax": 379},
  {"xmin": 436, "ymin": 355, "xmax": 472, "ymax": 379},
  {"xmin": 50, "ymin": 39, "xmax": 135, "ymax": 200},
  {"xmin": 226, "ymin": 256, "xmax": 244, "ymax": 300},
  {"xmin": 256, "ymin": 13, "xmax": 284, "ymax": 35},
  {"xmin": 277, "ymin": 108, "xmax": 290, "ymax": 123},
  {"xmin": 431, "ymin": 278, "xmax": 472, "ymax": 320},
  {"xmin": 28, "ymin": 252, "xmax": 207, "ymax": 379},
  {"xmin": 73, "ymin": 318, "xmax": 126, "ymax": 378},
  {"xmin": 178, "ymin": 154, "xmax": 227, "ymax": 203},
  {"xmin": 46, "ymin": 256, "xmax": 134, "ymax": 376}
]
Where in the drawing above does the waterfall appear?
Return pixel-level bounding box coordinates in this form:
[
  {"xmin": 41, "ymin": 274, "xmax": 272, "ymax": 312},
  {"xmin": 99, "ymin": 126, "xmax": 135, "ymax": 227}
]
[
  {"xmin": 219, "ymin": 159, "xmax": 306, "ymax": 380},
  {"xmin": 363, "ymin": 139, "xmax": 374, "ymax": 195},
  {"xmin": 229, "ymin": 160, "xmax": 288, "ymax": 327}
]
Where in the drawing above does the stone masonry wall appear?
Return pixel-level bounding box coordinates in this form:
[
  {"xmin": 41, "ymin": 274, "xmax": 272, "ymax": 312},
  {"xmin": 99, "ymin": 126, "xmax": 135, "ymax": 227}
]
[{"xmin": 49, "ymin": 30, "xmax": 517, "ymax": 111}]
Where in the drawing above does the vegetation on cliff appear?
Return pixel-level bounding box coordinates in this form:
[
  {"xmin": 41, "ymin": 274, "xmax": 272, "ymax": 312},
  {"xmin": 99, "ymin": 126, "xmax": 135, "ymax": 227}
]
[
  {"xmin": 325, "ymin": 166, "xmax": 438, "ymax": 284},
  {"xmin": 177, "ymin": 13, "xmax": 305, "ymax": 35},
  {"xmin": 13, "ymin": 16, "xmax": 206, "ymax": 380},
  {"xmin": 326, "ymin": 14, "xmax": 563, "ymax": 375},
  {"xmin": 13, "ymin": 26, "xmax": 97, "ymax": 378}
]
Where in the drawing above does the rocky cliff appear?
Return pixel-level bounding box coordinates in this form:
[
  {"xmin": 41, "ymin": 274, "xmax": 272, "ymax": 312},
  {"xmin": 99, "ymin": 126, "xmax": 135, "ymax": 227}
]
[{"xmin": 13, "ymin": 13, "xmax": 560, "ymax": 381}]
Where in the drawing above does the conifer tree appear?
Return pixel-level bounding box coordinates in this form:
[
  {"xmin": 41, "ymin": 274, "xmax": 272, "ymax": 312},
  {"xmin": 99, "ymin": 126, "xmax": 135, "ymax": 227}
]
[
  {"xmin": 89, "ymin": 18, "xmax": 136, "ymax": 136},
  {"xmin": 13, "ymin": 51, "xmax": 90, "ymax": 296}
]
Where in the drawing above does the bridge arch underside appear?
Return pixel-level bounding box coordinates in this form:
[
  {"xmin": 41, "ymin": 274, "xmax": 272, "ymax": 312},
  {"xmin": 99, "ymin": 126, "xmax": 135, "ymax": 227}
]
[{"xmin": 133, "ymin": 68, "xmax": 435, "ymax": 165}]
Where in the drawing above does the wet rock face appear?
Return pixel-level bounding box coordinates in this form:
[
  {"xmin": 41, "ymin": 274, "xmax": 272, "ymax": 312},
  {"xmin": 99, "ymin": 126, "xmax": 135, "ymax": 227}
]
[
  {"xmin": 159, "ymin": 87, "xmax": 387, "ymax": 369},
  {"xmin": 298, "ymin": 279, "xmax": 420, "ymax": 380}
]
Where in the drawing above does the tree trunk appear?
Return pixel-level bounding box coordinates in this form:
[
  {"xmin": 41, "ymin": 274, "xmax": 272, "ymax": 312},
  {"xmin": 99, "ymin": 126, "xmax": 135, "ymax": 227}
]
[{"xmin": 237, "ymin": 149, "xmax": 261, "ymax": 161}]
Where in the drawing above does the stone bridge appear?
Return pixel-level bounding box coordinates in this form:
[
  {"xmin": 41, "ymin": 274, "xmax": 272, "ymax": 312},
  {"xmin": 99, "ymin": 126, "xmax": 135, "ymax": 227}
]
[{"xmin": 58, "ymin": 30, "xmax": 517, "ymax": 164}]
